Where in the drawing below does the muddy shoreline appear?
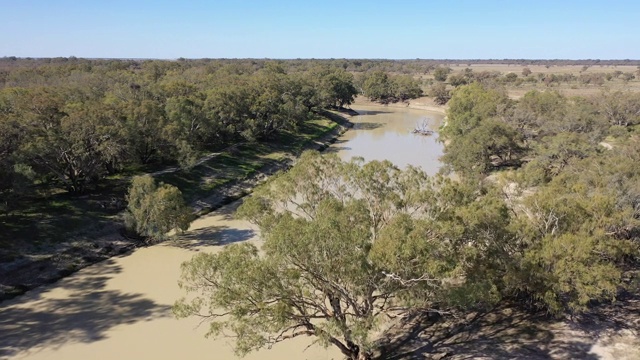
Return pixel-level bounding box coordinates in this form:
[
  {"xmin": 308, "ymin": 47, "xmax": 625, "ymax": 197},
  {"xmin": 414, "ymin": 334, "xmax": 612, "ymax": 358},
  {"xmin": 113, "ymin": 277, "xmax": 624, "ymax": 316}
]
[
  {"xmin": 0, "ymin": 111, "xmax": 354, "ymax": 303},
  {"xmin": 351, "ymin": 95, "xmax": 447, "ymax": 115}
]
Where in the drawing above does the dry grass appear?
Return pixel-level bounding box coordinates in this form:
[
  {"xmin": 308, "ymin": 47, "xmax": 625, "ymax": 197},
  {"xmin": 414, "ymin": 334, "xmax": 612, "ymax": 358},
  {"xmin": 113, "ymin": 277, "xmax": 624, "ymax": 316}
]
[
  {"xmin": 454, "ymin": 63, "xmax": 638, "ymax": 75},
  {"xmin": 408, "ymin": 63, "xmax": 640, "ymax": 100}
]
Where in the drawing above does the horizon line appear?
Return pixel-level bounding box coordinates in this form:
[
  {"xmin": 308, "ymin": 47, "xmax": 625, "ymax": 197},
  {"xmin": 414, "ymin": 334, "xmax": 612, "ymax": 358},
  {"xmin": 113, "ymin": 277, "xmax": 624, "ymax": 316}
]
[{"xmin": 2, "ymin": 56, "xmax": 640, "ymax": 62}]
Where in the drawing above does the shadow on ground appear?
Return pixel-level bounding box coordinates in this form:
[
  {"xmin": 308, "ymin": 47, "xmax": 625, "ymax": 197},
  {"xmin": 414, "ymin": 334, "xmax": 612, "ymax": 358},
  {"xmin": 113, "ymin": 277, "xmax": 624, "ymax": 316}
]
[
  {"xmin": 0, "ymin": 259, "xmax": 170, "ymax": 358},
  {"xmin": 375, "ymin": 298, "xmax": 640, "ymax": 360},
  {"xmin": 211, "ymin": 199, "xmax": 244, "ymax": 221}
]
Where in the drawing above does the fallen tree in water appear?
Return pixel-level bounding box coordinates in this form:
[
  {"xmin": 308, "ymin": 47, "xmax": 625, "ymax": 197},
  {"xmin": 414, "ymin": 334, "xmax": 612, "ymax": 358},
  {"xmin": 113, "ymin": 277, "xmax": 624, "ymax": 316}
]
[{"xmin": 411, "ymin": 119, "xmax": 434, "ymax": 135}]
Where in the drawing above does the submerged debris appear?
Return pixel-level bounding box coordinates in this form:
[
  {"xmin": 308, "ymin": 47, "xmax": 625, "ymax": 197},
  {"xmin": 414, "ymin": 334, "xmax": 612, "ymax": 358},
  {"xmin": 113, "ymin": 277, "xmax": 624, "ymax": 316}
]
[{"xmin": 411, "ymin": 119, "xmax": 434, "ymax": 136}]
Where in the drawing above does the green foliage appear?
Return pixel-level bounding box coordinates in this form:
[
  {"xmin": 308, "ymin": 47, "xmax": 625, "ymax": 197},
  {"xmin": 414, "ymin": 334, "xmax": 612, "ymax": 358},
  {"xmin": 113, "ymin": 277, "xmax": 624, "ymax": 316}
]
[
  {"xmin": 0, "ymin": 59, "xmax": 357, "ymax": 201},
  {"xmin": 125, "ymin": 175, "xmax": 192, "ymax": 240},
  {"xmin": 308, "ymin": 65, "xmax": 358, "ymax": 108},
  {"xmin": 361, "ymin": 71, "xmax": 423, "ymax": 104},
  {"xmin": 176, "ymin": 152, "xmax": 468, "ymax": 360},
  {"xmin": 392, "ymin": 75, "xmax": 423, "ymax": 101},
  {"xmin": 362, "ymin": 70, "xmax": 393, "ymax": 102},
  {"xmin": 176, "ymin": 148, "xmax": 639, "ymax": 360},
  {"xmin": 447, "ymin": 73, "xmax": 468, "ymax": 87},
  {"xmin": 430, "ymin": 83, "xmax": 450, "ymax": 105},
  {"xmin": 598, "ymin": 91, "xmax": 640, "ymax": 127},
  {"xmin": 433, "ymin": 66, "xmax": 452, "ymax": 82},
  {"xmin": 508, "ymin": 157, "xmax": 639, "ymax": 311},
  {"xmin": 442, "ymin": 120, "xmax": 525, "ymax": 177},
  {"xmin": 17, "ymin": 95, "xmax": 123, "ymax": 193},
  {"xmin": 439, "ymin": 85, "xmax": 639, "ymax": 314},
  {"xmin": 520, "ymin": 132, "xmax": 598, "ymax": 185},
  {"xmin": 504, "ymin": 72, "xmax": 518, "ymax": 82},
  {"xmin": 503, "ymin": 90, "xmax": 607, "ymax": 141},
  {"xmin": 441, "ymin": 83, "xmax": 511, "ymax": 140}
]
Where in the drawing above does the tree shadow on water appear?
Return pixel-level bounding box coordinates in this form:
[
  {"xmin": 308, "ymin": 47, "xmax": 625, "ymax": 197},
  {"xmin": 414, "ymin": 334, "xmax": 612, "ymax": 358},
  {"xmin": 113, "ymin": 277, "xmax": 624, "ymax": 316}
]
[
  {"xmin": 355, "ymin": 110, "xmax": 391, "ymax": 116},
  {"xmin": 170, "ymin": 226, "xmax": 256, "ymax": 250},
  {"xmin": 375, "ymin": 305, "xmax": 604, "ymax": 360},
  {"xmin": 324, "ymin": 146, "xmax": 353, "ymax": 154},
  {"xmin": 323, "ymin": 139, "xmax": 352, "ymax": 154},
  {"xmin": 353, "ymin": 122, "xmax": 384, "ymax": 131},
  {"xmin": 0, "ymin": 259, "xmax": 171, "ymax": 358}
]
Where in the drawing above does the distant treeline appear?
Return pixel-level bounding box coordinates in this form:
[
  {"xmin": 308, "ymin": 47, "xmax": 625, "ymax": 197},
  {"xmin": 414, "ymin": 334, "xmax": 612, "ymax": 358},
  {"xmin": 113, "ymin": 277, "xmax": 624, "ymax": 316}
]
[{"xmin": 2, "ymin": 57, "xmax": 640, "ymax": 76}]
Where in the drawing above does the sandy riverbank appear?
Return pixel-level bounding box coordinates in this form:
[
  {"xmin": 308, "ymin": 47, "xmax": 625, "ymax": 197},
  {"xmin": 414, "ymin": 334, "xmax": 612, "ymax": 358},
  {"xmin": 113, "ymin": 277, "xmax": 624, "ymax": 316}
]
[{"xmin": 351, "ymin": 96, "xmax": 447, "ymax": 115}]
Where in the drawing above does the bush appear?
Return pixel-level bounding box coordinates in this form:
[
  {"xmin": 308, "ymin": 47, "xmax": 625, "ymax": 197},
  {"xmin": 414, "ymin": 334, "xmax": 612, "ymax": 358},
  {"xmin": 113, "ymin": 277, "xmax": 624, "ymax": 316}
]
[{"xmin": 125, "ymin": 175, "xmax": 193, "ymax": 241}]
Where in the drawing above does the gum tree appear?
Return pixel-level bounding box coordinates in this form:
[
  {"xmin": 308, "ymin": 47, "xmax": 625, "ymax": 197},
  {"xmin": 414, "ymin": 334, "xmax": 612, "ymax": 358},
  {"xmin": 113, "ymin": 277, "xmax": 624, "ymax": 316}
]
[
  {"xmin": 174, "ymin": 152, "xmax": 465, "ymax": 360},
  {"xmin": 125, "ymin": 175, "xmax": 192, "ymax": 241}
]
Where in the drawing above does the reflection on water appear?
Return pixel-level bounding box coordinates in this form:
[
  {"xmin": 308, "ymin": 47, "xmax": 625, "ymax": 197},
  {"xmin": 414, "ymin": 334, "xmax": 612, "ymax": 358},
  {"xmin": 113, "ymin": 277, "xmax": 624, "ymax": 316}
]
[{"xmin": 329, "ymin": 105, "xmax": 445, "ymax": 175}]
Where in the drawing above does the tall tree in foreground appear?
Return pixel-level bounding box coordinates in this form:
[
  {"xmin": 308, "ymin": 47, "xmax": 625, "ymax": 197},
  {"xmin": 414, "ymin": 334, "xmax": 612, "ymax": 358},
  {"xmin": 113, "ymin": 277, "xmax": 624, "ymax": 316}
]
[{"xmin": 174, "ymin": 152, "xmax": 468, "ymax": 360}]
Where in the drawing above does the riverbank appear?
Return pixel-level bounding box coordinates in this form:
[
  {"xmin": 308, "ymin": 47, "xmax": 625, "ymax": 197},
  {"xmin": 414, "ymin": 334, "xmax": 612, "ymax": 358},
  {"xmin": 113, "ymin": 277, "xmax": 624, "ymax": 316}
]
[
  {"xmin": 352, "ymin": 95, "xmax": 447, "ymax": 114},
  {"xmin": 0, "ymin": 111, "xmax": 354, "ymax": 303}
]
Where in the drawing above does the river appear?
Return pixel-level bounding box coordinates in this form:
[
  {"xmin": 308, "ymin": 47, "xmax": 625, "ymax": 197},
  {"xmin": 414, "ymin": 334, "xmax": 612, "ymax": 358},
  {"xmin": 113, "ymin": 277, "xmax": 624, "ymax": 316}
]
[
  {"xmin": 331, "ymin": 105, "xmax": 444, "ymax": 174},
  {"xmin": 0, "ymin": 105, "xmax": 444, "ymax": 360}
]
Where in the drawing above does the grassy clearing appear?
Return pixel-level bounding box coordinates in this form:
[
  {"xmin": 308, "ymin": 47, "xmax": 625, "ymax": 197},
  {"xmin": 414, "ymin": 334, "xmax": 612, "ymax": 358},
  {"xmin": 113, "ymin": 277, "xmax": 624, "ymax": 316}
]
[
  {"xmin": 0, "ymin": 116, "xmax": 338, "ymax": 258},
  {"xmin": 0, "ymin": 181, "xmax": 127, "ymax": 258}
]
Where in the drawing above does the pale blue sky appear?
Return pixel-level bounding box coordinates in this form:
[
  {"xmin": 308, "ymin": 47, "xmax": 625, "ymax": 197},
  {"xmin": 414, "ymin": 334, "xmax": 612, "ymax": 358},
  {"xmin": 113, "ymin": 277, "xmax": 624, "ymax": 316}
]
[{"xmin": 1, "ymin": 0, "xmax": 639, "ymax": 59}]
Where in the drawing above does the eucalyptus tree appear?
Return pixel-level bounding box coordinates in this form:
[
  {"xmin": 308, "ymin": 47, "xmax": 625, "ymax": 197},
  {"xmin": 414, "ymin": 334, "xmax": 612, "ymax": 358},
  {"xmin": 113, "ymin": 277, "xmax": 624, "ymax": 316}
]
[
  {"xmin": 362, "ymin": 70, "xmax": 393, "ymax": 102},
  {"xmin": 16, "ymin": 88, "xmax": 122, "ymax": 193},
  {"xmin": 174, "ymin": 151, "xmax": 473, "ymax": 360},
  {"xmin": 125, "ymin": 175, "xmax": 192, "ymax": 241},
  {"xmin": 430, "ymin": 82, "xmax": 450, "ymax": 105},
  {"xmin": 432, "ymin": 66, "xmax": 452, "ymax": 82},
  {"xmin": 308, "ymin": 65, "xmax": 358, "ymax": 108}
]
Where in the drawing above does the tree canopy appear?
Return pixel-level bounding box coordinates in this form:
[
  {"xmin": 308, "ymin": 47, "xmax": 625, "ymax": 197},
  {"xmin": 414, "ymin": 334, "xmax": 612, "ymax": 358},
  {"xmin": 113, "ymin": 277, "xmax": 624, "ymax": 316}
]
[
  {"xmin": 175, "ymin": 152, "xmax": 477, "ymax": 360},
  {"xmin": 175, "ymin": 144, "xmax": 639, "ymax": 358},
  {"xmin": 125, "ymin": 175, "xmax": 192, "ymax": 241},
  {"xmin": 359, "ymin": 71, "xmax": 423, "ymax": 104}
]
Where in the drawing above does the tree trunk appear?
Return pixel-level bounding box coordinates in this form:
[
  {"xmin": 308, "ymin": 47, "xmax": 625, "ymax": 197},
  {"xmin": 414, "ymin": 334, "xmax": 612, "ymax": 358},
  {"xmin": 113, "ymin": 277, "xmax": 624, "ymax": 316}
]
[
  {"xmin": 343, "ymin": 342, "xmax": 372, "ymax": 360},
  {"xmin": 352, "ymin": 350, "xmax": 372, "ymax": 360}
]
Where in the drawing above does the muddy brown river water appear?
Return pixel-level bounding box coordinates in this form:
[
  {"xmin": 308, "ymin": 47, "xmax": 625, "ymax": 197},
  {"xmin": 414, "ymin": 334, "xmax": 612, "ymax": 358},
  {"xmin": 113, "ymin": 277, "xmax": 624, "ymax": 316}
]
[
  {"xmin": 331, "ymin": 105, "xmax": 445, "ymax": 174},
  {"xmin": 0, "ymin": 106, "xmax": 444, "ymax": 360}
]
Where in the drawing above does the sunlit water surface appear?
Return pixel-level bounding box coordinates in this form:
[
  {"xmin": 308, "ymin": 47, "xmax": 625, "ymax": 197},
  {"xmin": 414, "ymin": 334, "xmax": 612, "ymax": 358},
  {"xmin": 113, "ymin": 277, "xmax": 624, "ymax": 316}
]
[{"xmin": 330, "ymin": 105, "xmax": 445, "ymax": 175}]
